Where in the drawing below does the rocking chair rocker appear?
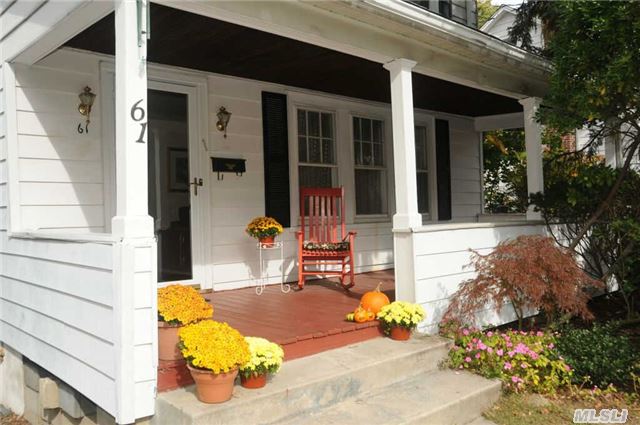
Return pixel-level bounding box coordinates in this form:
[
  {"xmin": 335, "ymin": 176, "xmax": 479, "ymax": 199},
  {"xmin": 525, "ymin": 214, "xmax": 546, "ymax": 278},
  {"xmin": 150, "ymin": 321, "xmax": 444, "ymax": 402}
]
[{"xmin": 296, "ymin": 187, "xmax": 357, "ymax": 290}]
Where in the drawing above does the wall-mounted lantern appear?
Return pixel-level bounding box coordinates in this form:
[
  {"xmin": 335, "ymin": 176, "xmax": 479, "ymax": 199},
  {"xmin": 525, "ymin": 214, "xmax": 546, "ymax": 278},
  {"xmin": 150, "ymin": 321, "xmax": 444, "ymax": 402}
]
[
  {"xmin": 216, "ymin": 106, "xmax": 232, "ymax": 138},
  {"xmin": 77, "ymin": 86, "xmax": 96, "ymax": 133}
]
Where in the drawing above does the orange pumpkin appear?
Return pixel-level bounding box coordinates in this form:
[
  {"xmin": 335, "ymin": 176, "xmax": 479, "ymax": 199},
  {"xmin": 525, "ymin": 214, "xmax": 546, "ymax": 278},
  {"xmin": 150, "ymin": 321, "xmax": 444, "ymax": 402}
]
[
  {"xmin": 353, "ymin": 307, "xmax": 370, "ymax": 323},
  {"xmin": 360, "ymin": 282, "xmax": 390, "ymax": 315}
]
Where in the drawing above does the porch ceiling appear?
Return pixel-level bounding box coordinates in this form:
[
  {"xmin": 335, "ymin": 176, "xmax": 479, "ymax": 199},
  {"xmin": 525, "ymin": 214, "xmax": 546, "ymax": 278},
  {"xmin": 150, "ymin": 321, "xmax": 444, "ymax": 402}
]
[{"xmin": 64, "ymin": 4, "xmax": 521, "ymax": 117}]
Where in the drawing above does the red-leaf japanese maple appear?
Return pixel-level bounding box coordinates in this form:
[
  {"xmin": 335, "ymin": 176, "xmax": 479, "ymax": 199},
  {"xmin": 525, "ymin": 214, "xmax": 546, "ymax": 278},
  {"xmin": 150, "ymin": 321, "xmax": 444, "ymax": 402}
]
[{"xmin": 442, "ymin": 235, "xmax": 602, "ymax": 329}]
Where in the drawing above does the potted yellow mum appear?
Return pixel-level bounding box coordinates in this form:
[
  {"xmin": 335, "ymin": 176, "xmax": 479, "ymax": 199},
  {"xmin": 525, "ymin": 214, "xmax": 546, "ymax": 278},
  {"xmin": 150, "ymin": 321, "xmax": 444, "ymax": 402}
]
[
  {"xmin": 179, "ymin": 321, "xmax": 250, "ymax": 403},
  {"xmin": 376, "ymin": 301, "xmax": 426, "ymax": 341},
  {"xmin": 246, "ymin": 216, "xmax": 283, "ymax": 247},
  {"xmin": 157, "ymin": 285, "xmax": 213, "ymax": 361},
  {"xmin": 239, "ymin": 337, "xmax": 285, "ymax": 389}
]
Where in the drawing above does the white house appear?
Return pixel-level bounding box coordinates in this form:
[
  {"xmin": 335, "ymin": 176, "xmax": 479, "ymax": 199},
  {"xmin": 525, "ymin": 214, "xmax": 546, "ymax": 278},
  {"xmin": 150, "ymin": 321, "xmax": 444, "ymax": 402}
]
[{"xmin": 0, "ymin": 1, "xmax": 551, "ymax": 423}]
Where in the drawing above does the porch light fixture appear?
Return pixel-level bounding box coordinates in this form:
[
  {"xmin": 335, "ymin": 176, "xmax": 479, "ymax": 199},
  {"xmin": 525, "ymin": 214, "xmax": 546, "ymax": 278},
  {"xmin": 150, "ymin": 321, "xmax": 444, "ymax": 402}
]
[
  {"xmin": 216, "ymin": 106, "xmax": 232, "ymax": 138},
  {"xmin": 78, "ymin": 86, "xmax": 96, "ymax": 126}
]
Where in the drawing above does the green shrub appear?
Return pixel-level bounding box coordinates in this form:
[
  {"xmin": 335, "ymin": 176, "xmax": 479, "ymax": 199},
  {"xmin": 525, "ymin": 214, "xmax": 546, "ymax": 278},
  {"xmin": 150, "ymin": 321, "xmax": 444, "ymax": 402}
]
[
  {"xmin": 446, "ymin": 327, "xmax": 573, "ymax": 394},
  {"xmin": 556, "ymin": 323, "xmax": 639, "ymax": 388}
]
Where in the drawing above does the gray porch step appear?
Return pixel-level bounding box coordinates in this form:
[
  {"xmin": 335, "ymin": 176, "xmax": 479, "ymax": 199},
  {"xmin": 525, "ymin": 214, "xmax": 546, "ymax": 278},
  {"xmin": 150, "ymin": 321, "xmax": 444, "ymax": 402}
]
[
  {"xmin": 278, "ymin": 370, "xmax": 501, "ymax": 425},
  {"xmin": 154, "ymin": 335, "xmax": 450, "ymax": 425}
]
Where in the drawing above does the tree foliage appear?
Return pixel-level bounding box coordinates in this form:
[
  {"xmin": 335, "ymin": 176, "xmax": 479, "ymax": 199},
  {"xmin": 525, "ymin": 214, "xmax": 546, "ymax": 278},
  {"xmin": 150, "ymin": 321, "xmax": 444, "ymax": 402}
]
[
  {"xmin": 477, "ymin": 0, "xmax": 498, "ymax": 28},
  {"xmin": 442, "ymin": 235, "xmax": 602, "ymax": 329},
  {"xmin": 482, "ymin": 129, "xmax": 527, "ymax": 214},
  {"xmin": 532, "ymin": 158, "xmax": 640, "ymax": 318}
]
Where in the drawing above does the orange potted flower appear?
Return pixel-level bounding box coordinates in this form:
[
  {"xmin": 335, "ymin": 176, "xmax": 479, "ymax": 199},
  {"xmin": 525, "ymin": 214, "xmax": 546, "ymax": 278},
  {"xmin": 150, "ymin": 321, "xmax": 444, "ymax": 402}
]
[
  {"xmin": 157, "ymin": 285, "xmax": 213, "ymax": 361},
  {"xmin": 179, "ymin": 321, "xmax": 250, "ymax": 403}
]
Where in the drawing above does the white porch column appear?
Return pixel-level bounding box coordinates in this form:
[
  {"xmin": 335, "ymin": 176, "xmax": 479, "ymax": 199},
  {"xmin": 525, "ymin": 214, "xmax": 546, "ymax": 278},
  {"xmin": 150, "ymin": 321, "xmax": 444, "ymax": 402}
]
[
  {"xmin": 384, "ymin": 58, "xmax": 419, "ymax": 304},
  {"xmin": 111, "ymin": 2, "xmax": 156, "ymax": 424},
  {"xmin": 519, "ymin": 97, "xmax": 544, "ymax": 221},
  {"xmin": 112, "ymin": 0, "xmax": 153, "ymax": 238},
  {"xmin": 384, "ymin": 58, "xmax": 422, "ymax": 230}
]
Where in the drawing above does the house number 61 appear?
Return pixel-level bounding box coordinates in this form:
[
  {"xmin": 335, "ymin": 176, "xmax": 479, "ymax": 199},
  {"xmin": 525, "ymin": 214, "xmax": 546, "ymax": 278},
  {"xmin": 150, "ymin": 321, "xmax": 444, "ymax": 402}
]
[{"xmin": 131, "ymin": 99, "xmax": 147, "ymax": 144}]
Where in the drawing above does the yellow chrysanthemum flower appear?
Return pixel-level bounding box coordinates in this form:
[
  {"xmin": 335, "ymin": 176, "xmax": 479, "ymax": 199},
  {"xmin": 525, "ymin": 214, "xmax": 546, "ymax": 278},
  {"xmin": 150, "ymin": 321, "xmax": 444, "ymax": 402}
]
[
  {"xmin": 246, "ymin": 216, "xmax": 284, "ymax": 239},
  {"xmin": 240, "ymin": 337, "xmax": 284, "ymax": 378},
  {"xmin": 179, "ymin": 320, "xmax": 250, "ymax": 374},
  {"xmin": 376, "ymin": 301, "xmax": 426, "ymax": 334},
  {"xmin": 158, "ymin": 285, "xmax": 213, "ymax": 325}
]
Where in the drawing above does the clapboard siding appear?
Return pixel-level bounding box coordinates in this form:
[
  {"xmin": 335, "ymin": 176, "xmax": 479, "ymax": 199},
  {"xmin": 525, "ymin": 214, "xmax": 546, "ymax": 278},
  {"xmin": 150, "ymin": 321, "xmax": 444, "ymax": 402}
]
[
  {"xmin": 412, "ymin": 223, "xmax": 546, "ymax": 332},
  {"xmin": 450, "ymin": 128, "xmax": 482, "ymax": 221},
  {"xmin": 0, "ymin": 236, "xmax": 117, "ymax": 413},
  {"xmin": 13, "ymin": 55, "xmax": 103, "ymax": 231}
]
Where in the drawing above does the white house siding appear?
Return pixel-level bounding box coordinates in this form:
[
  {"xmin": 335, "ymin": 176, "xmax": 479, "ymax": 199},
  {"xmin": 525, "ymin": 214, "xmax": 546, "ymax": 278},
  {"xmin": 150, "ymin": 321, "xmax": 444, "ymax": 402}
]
[
  {"xmin": 412, "ymin": 222, "xmax": 546, "ymax": 333},
  {"xmin": 450, "ymin": 122, "xmax": 483, "ymax": 221},
  {"xmin": 12, "ymin": 54, "xmax": 105, "ymax": 232},
  {"xmin": 0, "ymin": 235, "xmax": 117, "ymax": 414},
  {"xmin": 5, "ymin": 48, "xmax": 486, "ymax": 291}
]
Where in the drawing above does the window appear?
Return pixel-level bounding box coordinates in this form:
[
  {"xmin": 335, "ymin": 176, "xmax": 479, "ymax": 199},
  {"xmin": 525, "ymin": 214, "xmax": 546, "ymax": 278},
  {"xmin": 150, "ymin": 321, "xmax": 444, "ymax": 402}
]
[
  {"xmin": 353, "ymin": 116, "xmax": 386, "ymax": 215},
  {"xmin": 297, "ymin": 109, "xmax": 336, "ymax": 188},
  {"xmin": 415, "ymin": 125, "xmax": 430, "ymax": 215}
]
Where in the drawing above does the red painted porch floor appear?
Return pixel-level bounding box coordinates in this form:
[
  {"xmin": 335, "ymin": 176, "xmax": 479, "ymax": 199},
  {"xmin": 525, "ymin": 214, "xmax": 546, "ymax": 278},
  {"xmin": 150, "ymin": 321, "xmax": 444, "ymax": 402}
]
[{"xmin": 158, "ymin": 269, "xmax": 395, "ymax": 392}]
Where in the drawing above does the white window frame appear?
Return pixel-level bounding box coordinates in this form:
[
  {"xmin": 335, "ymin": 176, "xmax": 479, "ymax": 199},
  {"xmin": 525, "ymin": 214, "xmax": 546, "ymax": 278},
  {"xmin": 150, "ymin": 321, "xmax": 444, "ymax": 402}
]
[
  {"xmin": 415, "ymin": 114, "xmax": 438, "ymax": 223},
  {"xmin": 295, "ymin": 107, "xmax": 338, "ymax": 190},
  {"xmin": 351, "ymin": 114, "xmax": 391, "ymax": 220}
]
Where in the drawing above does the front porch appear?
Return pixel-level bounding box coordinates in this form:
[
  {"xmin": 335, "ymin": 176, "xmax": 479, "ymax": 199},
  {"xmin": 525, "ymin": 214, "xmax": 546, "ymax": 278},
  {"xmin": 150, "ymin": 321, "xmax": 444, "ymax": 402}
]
[
  {"xmin": 0, "ymin": 1, "xmax": 551, "ymax": 423},
  {"xmin": 159, "ymin": 270, "xmax": 395, "ymax": 391}
]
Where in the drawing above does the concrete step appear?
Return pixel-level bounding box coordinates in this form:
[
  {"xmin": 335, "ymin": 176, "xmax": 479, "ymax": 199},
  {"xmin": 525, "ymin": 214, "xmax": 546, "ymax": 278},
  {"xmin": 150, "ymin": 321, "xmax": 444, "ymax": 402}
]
[
  {"xmin": 278, "ymin": 370, "xmax": 501, "ymax": 425},
  {"xmin": 154, "ymin": 335, "xmax": 450, "ymax": 425}
]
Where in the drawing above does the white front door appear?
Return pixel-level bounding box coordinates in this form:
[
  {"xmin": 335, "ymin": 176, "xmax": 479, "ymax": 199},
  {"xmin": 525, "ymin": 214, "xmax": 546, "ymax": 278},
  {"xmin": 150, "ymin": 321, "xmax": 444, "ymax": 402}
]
[
  {"xmin": 101, "ymin": 66, "xmax": 209, "ymax": 286},
  {"xmin": 147, "ymin": 80, "xmax": 208, "ymax": 285}
]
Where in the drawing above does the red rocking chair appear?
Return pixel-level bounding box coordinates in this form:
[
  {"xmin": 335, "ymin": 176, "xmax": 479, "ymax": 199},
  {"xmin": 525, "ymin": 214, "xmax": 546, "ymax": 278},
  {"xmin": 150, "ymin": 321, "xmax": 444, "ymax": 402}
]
[{"xmin": 296, "ymin": 187, "xmax": 357, "ymax": 290}]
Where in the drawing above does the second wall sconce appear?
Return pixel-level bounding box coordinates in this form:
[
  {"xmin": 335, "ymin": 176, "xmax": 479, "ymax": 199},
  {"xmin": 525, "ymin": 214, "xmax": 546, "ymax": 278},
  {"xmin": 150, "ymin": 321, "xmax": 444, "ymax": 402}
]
[
  {"xmin": 78, "ymin": 86, "xmax": 96, "ymax": 134},
  {"xmin": 216, "ymin": 106, "xmax": 232, "ymax": 138}
]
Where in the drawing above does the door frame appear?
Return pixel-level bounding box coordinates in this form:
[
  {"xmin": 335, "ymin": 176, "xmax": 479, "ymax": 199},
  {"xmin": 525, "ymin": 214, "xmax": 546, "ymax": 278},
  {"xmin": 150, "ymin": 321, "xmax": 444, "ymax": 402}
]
[{"xmin": 100, "ymin": 62, "xmax": 211, "ymax": 287}]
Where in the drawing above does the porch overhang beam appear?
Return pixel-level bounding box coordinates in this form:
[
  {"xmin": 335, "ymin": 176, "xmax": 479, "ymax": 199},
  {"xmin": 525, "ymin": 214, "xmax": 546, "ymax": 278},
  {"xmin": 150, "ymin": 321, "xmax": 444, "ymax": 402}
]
[
  {"xmin": 155, "ymin": 0, "xmax": 550, "ymax": 100},
  {"xmin": 3, "ymin": 1, "xmax": 114, "ymax": 65},
  {"xmin": 474, "ymin": 112, "xmax": 524, "ymax": 132}
]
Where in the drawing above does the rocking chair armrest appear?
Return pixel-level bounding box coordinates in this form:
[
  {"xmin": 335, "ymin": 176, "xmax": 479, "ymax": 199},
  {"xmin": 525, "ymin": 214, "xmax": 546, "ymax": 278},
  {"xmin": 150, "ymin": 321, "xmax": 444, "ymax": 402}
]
[{"xmin": 343, "ymin": 231, "xmax": 357, "ymax": 242}]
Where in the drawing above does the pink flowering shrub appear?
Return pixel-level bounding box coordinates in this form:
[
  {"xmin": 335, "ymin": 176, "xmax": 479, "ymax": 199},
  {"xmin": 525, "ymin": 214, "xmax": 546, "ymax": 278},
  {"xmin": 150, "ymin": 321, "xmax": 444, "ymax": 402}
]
[{"xmin": 446, "ymin": 327, "xmax": 573, "ymax": 394}]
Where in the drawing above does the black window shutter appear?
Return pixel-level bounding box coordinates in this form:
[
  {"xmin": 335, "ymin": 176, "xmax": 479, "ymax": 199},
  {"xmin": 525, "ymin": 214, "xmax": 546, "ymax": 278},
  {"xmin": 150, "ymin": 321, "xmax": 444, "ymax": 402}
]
[
  {"xmin": 435, "ymin": 119, "xmax": 452, "ymax": 221},
  {"xmin": 262, "ymin": 92, "xmax": 291, "ymax": 227}
]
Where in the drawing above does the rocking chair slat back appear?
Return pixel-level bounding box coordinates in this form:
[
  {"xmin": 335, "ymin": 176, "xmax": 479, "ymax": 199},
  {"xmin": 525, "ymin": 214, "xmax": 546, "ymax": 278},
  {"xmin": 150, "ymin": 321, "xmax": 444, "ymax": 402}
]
[{"xmin": 300, "ymin": 187, "xmax": 345, "ymax": 243}]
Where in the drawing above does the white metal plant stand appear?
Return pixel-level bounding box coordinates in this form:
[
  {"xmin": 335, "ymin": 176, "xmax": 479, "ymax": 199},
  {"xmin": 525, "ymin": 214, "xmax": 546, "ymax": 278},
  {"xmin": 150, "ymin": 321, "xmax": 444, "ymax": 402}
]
[{"xmin": 255, "ymin": 241, "xmax": 291, "ymax": 295}]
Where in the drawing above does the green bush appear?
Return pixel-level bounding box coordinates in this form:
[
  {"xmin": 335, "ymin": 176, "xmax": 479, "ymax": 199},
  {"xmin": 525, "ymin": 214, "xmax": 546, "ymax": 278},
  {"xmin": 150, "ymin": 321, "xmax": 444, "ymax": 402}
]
[{"xmin": 556, "ymin": 323, "xmax": 639, "ymax": 388}]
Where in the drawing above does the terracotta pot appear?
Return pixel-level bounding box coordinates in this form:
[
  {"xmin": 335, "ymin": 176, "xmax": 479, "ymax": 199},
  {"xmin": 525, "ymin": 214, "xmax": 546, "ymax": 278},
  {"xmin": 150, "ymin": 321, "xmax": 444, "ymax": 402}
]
[
  {"xmin": 390, "ymin": 326, "xmax": 412, "ymax": 341},
  {"xmin": 158, "ymin": 321, "xmax": 183, "ymax": 361},
  {"xmin": 187, "ymin": 365, "xmax": 238, "ymax": 403},
  {"xmin": 258, "ymin": 236, "xmax": 275, "ymax": 247},
  {"xmin": 240, "ymin": 373, "xmax": 267, "ymax": 389}
]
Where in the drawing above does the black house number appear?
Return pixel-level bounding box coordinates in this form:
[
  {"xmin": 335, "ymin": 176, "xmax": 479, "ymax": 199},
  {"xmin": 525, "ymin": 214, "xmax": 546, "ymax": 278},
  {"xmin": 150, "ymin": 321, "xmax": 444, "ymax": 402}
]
[{"xmin": 131, "ymin": 99, "xmax": 147, "ymax": 144}]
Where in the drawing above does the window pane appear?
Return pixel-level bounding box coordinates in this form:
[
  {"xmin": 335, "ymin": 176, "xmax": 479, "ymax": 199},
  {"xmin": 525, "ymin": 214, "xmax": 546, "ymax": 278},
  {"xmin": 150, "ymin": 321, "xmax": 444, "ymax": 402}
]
[
  {"xmin": 321, "ymin": 113, "xmax": 333, "ymax": 138},
  {"xmin": 299, "ymin": 166, "xmax": 333, "ymax": 188},
  {"xmin": 417, "ymin": 172, "xmax": 429, "ymax": 214},
  {"xmin": 308, "ymin": 111, "xmax": 320, "ymax": 137},
  {"xmin": 361, "ymin": 118, "xmax": 372, "ymax": 141},
  {"xmin": 415, "ymin": 126, "xmax": 428, "ymax": 170},
  {"xmin": 373, "ymin": 143, "xmax": 383, "ymax": 166},
  {"xmin": 353, "ymin": 117, "xmax": 361, "ymax": 140},
  {"xmin": 354, "ymin": 141, "xmax": 362, "ymax": 165},
  {"xmin": 298, "ymin": 136, "xmax": 307, "ymax": 162},
  {"xmin": 372, "ymin": 120, "xmax": 383, "ymax": 143},
  {"xmin": 362, "ymin": 142, "xmax": 372, "ymax": 166},
  {"xmin": 297, "ymin": 110, "xmax": 306, "ymax": 135},
  {"xmin": 322, "ymin": 138, "xmax": 334, "ymax": 164},
  {"xmin": 355, "ymin": 169, "xmax": 384, "ymax": 215},
  {"xmin": 308, "ymin": 138, "xmax": 321, "ymax": 163}
]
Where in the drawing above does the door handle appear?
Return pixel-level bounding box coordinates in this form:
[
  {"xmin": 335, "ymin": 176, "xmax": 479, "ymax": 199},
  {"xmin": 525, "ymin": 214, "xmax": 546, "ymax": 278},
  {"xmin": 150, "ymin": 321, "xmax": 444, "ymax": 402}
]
[{"xmin": 190, "ymin": 178, "xmax": 203, "ymax": 196}]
